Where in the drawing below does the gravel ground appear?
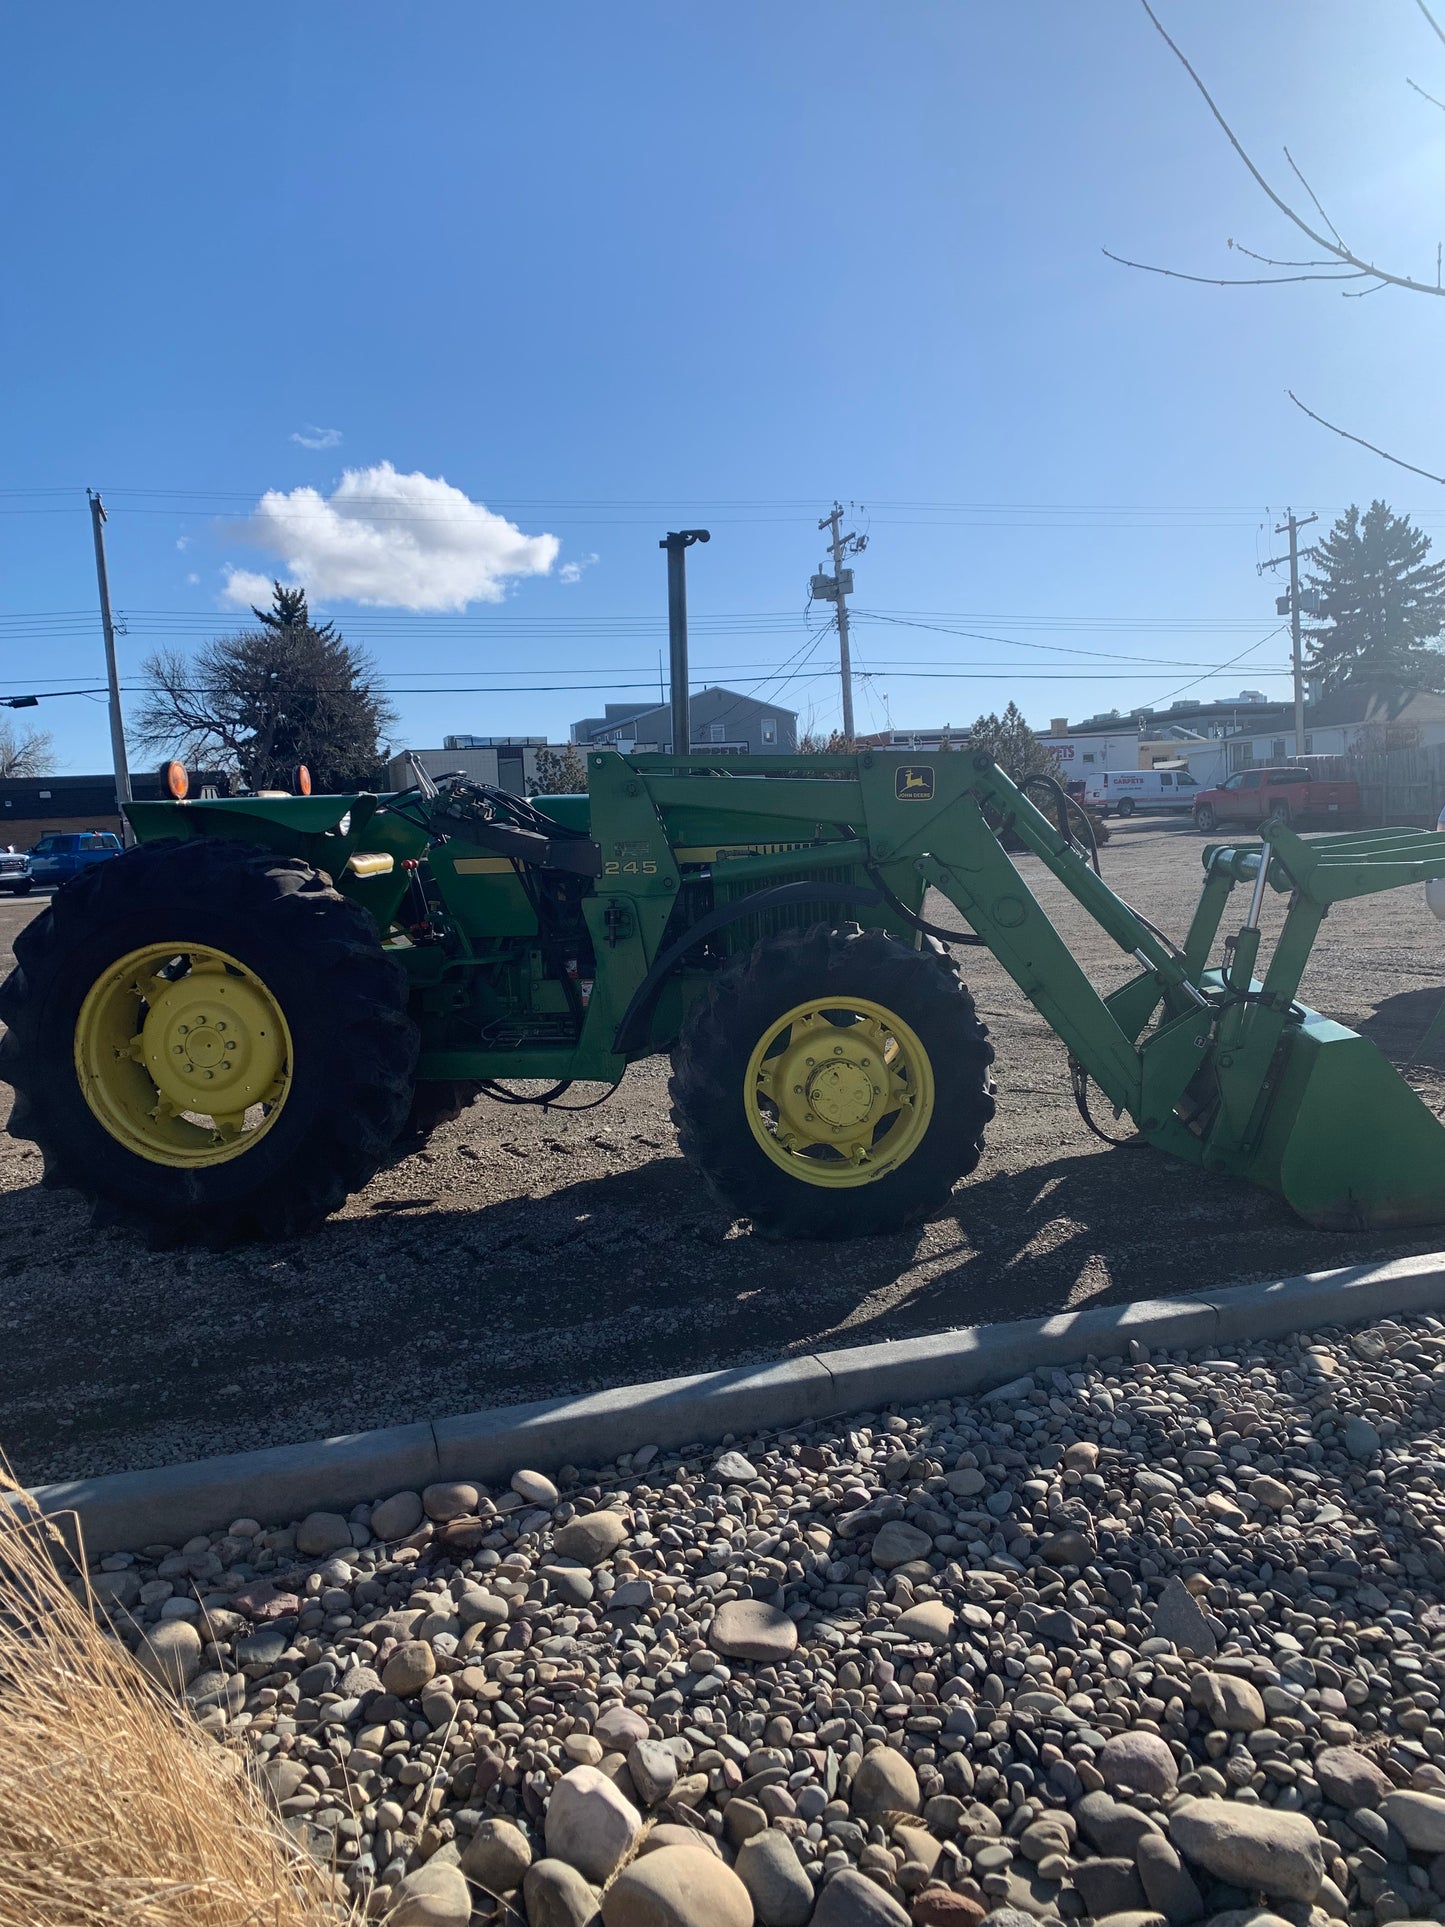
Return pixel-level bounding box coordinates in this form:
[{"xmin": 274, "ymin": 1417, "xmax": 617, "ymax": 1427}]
[
  {"xmin": 3, "ymin": 820, "xmax": 1445, "ymax": 1488},
  {"xmin": 78, "ymin": 1311, "xmax": 1445, "ymax": 1927}
]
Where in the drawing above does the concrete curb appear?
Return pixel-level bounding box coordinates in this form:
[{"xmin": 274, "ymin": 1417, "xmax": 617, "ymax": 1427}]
[{"xmin": 29, "ymin": 1250, "xmax": 1445, "ymax": 1555}]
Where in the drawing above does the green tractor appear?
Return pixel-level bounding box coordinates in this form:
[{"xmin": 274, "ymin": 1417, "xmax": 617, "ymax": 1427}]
[{"xmin": 5, "ymin": 745, "xmax": 1445, "ymax": 1246}]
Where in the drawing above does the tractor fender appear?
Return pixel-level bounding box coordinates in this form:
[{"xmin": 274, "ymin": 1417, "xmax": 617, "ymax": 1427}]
[{"xmin": 610, "ymin": 879, "xmax": 883, "ymax": 1054}]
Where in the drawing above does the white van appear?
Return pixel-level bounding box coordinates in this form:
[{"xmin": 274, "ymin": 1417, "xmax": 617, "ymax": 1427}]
[{"xmin": 1082, "ymin": 768, "xmax": 1201, "ymax": 818}]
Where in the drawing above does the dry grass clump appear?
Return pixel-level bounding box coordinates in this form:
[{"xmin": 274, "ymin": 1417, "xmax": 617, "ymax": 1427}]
[{"xmin": 0, "ymin": 1472, "xmax": 362, "ymax": 1927}]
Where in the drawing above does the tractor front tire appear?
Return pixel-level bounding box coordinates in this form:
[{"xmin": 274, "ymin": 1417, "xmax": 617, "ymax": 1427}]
[
  {"xmin": 0, "ymin": 838, "xmax": 419, "ymax": 1244},
  {"xmin": 669, "ymin": 925, "xmax": 995, "ymax": 1240}
]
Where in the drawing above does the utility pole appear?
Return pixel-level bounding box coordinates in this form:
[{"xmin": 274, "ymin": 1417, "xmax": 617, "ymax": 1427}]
[
  {"xmin": 88, "ymin": 490, "xmax": 134, "ymax": 841},
  {"xmin": 1261, "ymin": 509, "xmax": 1318, "ymax": 762},
  {"xmin": 811, "ymin": 504, "xmax": 867, "ymax": 743},
  {"xmin": 659, "ymin": 529, "xmax": 710, "ymax": 755}
]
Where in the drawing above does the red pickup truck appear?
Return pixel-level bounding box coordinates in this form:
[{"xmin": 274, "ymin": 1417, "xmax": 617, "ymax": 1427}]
[{"xmin": 1192, "ymin": 766, "xmax": 1360, "ymax": 833}]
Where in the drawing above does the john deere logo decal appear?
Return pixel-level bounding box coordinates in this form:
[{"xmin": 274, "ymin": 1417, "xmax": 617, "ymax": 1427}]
[{"xmin": 896, "ymin": 765, "xmax": 934, "ymax": 801}]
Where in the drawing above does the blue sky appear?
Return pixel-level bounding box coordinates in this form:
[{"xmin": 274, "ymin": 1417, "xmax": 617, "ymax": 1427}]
[{"xmin": 5, "ymin": 2, "xmax": 1445, "ymax": 771}]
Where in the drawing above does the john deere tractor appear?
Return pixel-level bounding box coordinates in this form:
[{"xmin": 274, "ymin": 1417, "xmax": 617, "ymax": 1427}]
[{"xmin": 5, "ymin": 746, "xmax": 1445, "ymax": 1246}]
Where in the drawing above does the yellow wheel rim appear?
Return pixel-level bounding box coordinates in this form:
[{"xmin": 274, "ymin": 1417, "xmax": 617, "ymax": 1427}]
[
  {"xmin": 73, "ymin": 942, "xmax": 293, "ymax": 1168},
  {"xmin": 744, "ymin": 995, "xmax": 935, "ymax": 1188}
]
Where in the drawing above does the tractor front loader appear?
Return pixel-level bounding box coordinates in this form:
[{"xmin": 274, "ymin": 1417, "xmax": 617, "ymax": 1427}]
[{"xmin": 4, "ymin": 746, "xmax": 1445, "ymax": 1246}]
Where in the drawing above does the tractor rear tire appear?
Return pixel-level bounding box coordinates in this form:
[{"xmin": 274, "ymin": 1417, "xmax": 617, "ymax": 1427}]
[
  {"xmin": 0, "ymin": 837, "xmax": 419, "ymax": 1244},
  {"xmin": 669, "ymin": 925, "xmax": 995, "ymax": 1240}
]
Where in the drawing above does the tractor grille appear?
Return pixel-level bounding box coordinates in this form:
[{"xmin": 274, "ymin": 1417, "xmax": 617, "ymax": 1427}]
[{"xmin": 712, "ymin": 866, "xmax": 866, "ymax": 953}]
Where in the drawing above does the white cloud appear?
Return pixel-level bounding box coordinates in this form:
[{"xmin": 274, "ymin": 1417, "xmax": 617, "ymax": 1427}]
[
  {"xmin": 559, "ymin": 551, "xmax": 600, "ymax": 585},
  {"xmin": 291, "ymin": 424, "xmax": 344, "ymax": 449},
  {"xmin": 175, "ymin": 536, "xmax": 189, "ymax": 551},
  {"xmin": 219, "ymin": 462, "xmax": 560, "ymax": 611},
  {"xmin": 186, "ymin": 571, "xmax": 200, "ymax": 586},
  {"xmin": 220, "ymin": 568, "xmax": 276, "ymax": 607}
]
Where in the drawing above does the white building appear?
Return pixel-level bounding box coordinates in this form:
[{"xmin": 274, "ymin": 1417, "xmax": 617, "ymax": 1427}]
[
  {"xmin": 1041, "ymin": 690, "xmax": 1445, "ymax": 794},
  {"xmin": 386, "ymin": 738, "xmax": 549, "ymax": 792}
]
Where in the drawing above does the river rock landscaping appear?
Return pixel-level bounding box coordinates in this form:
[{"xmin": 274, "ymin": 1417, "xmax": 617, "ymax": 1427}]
[{"xmin": 81, "ymin": 1311, "xmax": 1445, "ymax": 1926}]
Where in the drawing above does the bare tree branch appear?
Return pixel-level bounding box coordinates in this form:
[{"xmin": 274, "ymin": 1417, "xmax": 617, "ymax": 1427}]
[
  {"xmin": 1281, "ymin": 145, "xmax": 1346, "ymax": 248},
  {"xmin": 1101, "ymin": 248, "xmax": 1371, "ymax": 288},
  {"xmin": 1286, "ymin": 391, "xmax": 1445, "ymax": 485},
  {"xmin": 1129, "ymin": 0, "xmax": 1445, "ymax": 298},
  {"xmin": 1229, "ymin": 242, "xmax": 1346, "ymax": 268},
  {"xmin": 1416, "ymin": 0, "xmax": 1445, "ymax": 52},
  {"xmin": 1407, "ymin": 75, "xmax": 1445, "ymax": 111}
]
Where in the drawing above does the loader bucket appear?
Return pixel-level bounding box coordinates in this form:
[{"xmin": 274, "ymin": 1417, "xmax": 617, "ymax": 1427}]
[{"xmin": 1239, "ymin": 1002, "xmax": 1445, "ymax": 1230}]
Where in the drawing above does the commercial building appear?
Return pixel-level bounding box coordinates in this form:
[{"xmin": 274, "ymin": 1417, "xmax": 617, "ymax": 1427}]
[
  {"xmin": 854, "ymin": 726, "xmax": 969, "ymax": 752},
  {"xmin": 1040, "ymin": 688, "xmax": 1445, "ymax": 806},
  {"xmin": 0, "ymin": 770, "xmax": 230, "ymax": 845},
  {"xmin": 386, "ymin": 738, "xmax": 549, "ymax": 793}
]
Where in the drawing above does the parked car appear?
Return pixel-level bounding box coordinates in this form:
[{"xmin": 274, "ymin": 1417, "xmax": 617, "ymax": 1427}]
[
  {"xmin": 0, "ymin": 847, "xmax": 33, "ymax": 894},
  {"xmin": 1081, "ymin": 768, "xmax": 1201, "ymax": 818},
  {"xmin": 1191, "ymin": 766, "xmax": 1360, "ymax": 834},
  {"xmin": 26, "ymin": 830, "xmax": 123, "ymax": 886}
]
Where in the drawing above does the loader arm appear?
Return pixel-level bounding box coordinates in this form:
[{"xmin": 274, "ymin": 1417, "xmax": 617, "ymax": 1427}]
[{"xmin": 912, "ymin": 765, "xmax": 1445, "ymax": 1229}]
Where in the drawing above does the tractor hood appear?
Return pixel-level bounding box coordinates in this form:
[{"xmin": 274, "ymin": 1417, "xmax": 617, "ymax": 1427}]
[{"xmin": 125, "ymin": 791, "xmax": 429, "ymax": 870}]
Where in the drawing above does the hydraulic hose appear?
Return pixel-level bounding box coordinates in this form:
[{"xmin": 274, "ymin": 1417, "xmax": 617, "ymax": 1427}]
[
  {"xmin": 864, "ymin": 864, "xmax": 985, "ymax": 946},
  {"xmin": 1020, "ymin": 771, "xmax": 1102, "ymax": 877}
]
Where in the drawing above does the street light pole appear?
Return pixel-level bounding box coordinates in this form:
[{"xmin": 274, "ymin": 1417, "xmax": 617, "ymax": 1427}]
[
  {"xmin": 88, "ymin": 490, "xmax": 134, "ymax": 840},
  {"xmin": 660, "ymin": 529, "xmax": 710, "ymax": 756}
]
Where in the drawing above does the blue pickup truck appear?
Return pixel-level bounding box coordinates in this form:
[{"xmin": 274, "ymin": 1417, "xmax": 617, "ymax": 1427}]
[{"xmin": 27, "ymin": 830, "xmax": 123, "ymax": 887}]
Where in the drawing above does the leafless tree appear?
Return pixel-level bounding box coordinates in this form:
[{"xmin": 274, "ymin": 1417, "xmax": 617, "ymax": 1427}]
[
  {"xmin": 1108, "ymin": 0, "xmax": 1445, "ymax": 478},
  {"xmin": 0, "ymin": 722, "xmax": 55, "ymax": 780}
]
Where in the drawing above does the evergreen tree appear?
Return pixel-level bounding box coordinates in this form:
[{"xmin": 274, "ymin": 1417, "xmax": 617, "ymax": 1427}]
[
  {"xmin": 530, "ymin": 743, "xmax": 589, "ymax": 793},
  {"xmin": 136, "ymin": 582, "xmax": 396, "ymax": 790},
  {"xmin": 1304, "ymin": 502, "xmax": 1445, "ymax": 694},
  {"xmin": 967, "ymin": 702, "xmax": 1055, "ymax": 783}
]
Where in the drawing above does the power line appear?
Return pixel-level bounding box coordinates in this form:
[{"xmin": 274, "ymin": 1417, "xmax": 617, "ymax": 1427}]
[
  {"xmin": 1, "ymin": 663, "xmax": 1295, "ymax": 706},
  {"xmin": 1141, "ymin": 624, "xmax": 1289, "ymax": 709}
]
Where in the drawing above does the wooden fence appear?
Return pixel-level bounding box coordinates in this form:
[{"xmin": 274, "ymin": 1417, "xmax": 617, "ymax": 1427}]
[
  {"xmin": 1351, "ymin": 744, "xmax": 1445, "ymax": 826},
  {"xmin": 1291, "ymin": 744, "xmax": 1445, "ymax": 826}
]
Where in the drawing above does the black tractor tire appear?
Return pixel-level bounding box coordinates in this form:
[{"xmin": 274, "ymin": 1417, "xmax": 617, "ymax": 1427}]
[
  {"xmin": 1115, "ymin": 797, "xmax": 1136, "ymax": 818},
  {"xmin": 400, "ymin": 1078, "xmax": 484, "ymax": 1144},
  {"xmin": 0, "ymin": 838, "xmax": 419, "ymax": 1244},
  {"xmin": 669, "ymin": 924, "xmax": 995, "ymax": 1240},
  {"xmin": 1194, "ymin": 804, "xmax": 1216, "ymax": 833}
]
